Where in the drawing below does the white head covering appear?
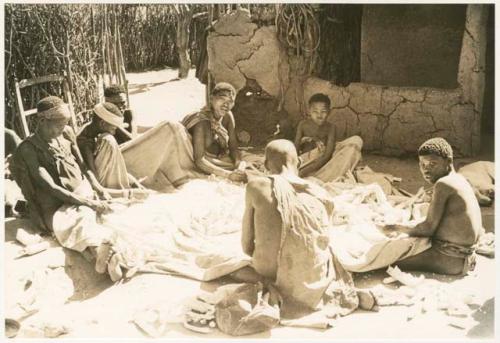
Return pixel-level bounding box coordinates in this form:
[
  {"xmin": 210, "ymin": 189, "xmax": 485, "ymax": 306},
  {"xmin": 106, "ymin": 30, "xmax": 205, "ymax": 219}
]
[{"xmin": 93, "ymin": 103, "xmax": 128, "ymax": 128}]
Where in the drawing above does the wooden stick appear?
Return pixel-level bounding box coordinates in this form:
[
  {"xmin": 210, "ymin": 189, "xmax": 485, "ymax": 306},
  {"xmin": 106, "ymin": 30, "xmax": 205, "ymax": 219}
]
[
  {"xmin": 112, "ymin": 7, "xmax": 122, "ymax": 85},
  {"xmin": 101, "ymin": 4, "xmax": 108, "ymax": 86},
  {"xmin": 116, "ymin": 22, "xmax": 129, "ymax": 106}
]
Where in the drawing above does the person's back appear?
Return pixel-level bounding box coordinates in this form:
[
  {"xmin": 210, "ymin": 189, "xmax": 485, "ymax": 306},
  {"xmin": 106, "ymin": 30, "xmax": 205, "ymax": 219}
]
[
  {"xmin": 248, "ymin": 174, "xmax": 332, "ymax": 282},
  {"xmin": 433, "ymin": 172, "xmax": 482, "ymax": 246},
  {"xmin": 458, "ymin": 161, "xmax": 495, "ymax": 206},
  {"xmin": 239, "ymin": 139, "xmax": 359, "ymax": 318},
  {"xmin": 245, "ymin": 177, "xmax": 282, "ymax": 280}
]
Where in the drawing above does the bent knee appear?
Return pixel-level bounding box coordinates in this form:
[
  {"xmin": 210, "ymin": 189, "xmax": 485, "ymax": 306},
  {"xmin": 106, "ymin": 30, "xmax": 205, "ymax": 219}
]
[{"xmin": 347, "ymin": 135, "xmax": 363, "ymax": 149}]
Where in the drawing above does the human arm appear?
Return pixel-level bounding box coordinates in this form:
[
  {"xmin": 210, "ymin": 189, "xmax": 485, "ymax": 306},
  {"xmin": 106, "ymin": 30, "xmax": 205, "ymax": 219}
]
[
  {"xmin": 76, "ymin": 144, "xmax": 149, "ymax": 199},
  {"xmin": 299, "ymin": 123, "xmax": 336, "ymax": 177},
  {"xmin": 79, "ymin": 139, "xmax": 99, "ymax": 177},
  {"xmin": 19, "ymin": 144, "xmax": 109, "ymax": 212},
  {"xmin": 204, "ymin": 156, "xmax": 235, "ymax": 169},
  {"xmin": 125, "ymin": 109, "xmax": 138, "ymax": 137},
  {"xmin": 224, "ymin": 111, "xmax": 242, "ymax": 168},
  {"xmin": 192, "ymin": 121, "xmax": 246, "ymax": 181},
  {"xmin": 383, "ymin": 181, "xmax": 451, "ymax": 237},
  {"xmin": 293, "ymin": 120, "xmax": 305, "ymax": 153},
  {"xmin": 70, "ymin": 132, "xmax": 112, "ymax": 200},
  {"xmin": 241, "ymin": 183, "xmax": 256, "ymax": 256}
]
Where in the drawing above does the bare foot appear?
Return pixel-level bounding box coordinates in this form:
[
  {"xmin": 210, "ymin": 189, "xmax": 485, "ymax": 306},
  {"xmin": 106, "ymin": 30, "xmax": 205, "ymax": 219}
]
[
  {"xmin": 95, "ymin": 243, "xmax": 112, "ymax": 274},
  {"xmin": 107, "ymin": 252, "xmax": 124, "ymax": 282},
  {"xmin": 357, "ymin": 290, "xmax": 377, "ymax": 311}
]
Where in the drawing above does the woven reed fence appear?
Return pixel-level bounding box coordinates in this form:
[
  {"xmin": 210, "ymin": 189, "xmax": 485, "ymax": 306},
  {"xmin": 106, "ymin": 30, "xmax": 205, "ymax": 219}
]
[{"xmin": 4, "ymin": 3, "xmax": 209, "ymax": 133}]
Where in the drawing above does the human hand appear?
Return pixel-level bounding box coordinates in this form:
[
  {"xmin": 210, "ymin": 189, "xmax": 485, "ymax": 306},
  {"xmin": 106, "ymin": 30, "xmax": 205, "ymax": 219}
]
[
  {"xmin": 265, "ymin": 283, "xmax": 282, "ymax": 308},
  {"xmin": 96, "ymin": 187, "xmax": 112, "ymax": 201},
  {"xmin": 228, "ymin": 170, "xmax": 247, "ymax": 183},
  {"xmin": 381, "ymin": 224, "xmax": 402, "ymax": 238},
  {"xmin": 235, "ymin": 160, "xmax": 247, "ymax": 171},
  {"xmin": 87, "ymin": 199, "xmax": 111, "ymax": 214},
  {"xmin": 130, "ymin": 188, "xmax": 153, "ymax": 200}
]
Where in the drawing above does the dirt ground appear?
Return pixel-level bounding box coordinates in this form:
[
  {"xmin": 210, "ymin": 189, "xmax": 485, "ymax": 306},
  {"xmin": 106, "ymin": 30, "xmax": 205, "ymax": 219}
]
[{"xmin": 3, "ymin": 69, "xmax": 496, "ymax": 340}]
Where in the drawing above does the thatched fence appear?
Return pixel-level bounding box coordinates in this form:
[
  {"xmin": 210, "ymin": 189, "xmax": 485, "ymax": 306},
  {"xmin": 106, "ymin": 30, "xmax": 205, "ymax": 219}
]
[{"xmin": 4, "ymin": 3, "xmax": 208, "ymax": 133}]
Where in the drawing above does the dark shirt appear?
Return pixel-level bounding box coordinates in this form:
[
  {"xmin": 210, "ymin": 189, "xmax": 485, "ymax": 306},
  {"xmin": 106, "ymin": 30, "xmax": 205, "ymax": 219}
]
[
  {"xmin": 114, "ymin": 109, "xmax": 134, "ymax": 145},
  {"xmin": 11, "ymin": 126, "xmax": 85, "ymax": 232}
]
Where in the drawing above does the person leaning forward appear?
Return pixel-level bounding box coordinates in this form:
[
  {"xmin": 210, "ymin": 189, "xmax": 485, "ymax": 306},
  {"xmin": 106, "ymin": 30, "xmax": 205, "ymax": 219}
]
[
  {"xmin": 10, "ymin": 96, "xmax": 140, "ymax": 281},
  {"xmin": 382, "ymin": 137, "xmax": 483, "ymax": 276}
]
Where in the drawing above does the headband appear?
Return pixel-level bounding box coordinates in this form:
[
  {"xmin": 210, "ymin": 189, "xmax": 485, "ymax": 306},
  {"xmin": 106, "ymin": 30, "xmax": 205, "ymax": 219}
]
[{"xmin": 37, "ymin": 104, "xmax": 71, "ymax": 120}]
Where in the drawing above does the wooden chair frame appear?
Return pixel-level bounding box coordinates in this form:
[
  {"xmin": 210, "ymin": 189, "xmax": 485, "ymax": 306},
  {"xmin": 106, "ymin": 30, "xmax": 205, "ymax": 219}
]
[{"xmin": 14, "ymin": 73, "xmax": 78, "ymax": 138}]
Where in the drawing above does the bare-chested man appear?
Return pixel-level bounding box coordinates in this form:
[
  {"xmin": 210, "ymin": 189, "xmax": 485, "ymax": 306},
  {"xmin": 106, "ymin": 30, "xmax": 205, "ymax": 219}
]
[{"xmin": 383, "ymin": 138, "xmax": 482, "ymax": 275}]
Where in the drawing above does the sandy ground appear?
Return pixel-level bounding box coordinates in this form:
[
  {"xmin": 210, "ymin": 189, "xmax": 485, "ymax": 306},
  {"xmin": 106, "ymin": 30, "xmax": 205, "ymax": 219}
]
[{"xmin": 3, "ymin": 69, "xmax": 496, "ymax": 340}]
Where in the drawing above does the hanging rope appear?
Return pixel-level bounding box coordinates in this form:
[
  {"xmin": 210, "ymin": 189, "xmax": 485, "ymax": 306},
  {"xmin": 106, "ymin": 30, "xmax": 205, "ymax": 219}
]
[
  {"xmin": 275, "ymin": 4, "xmax": 320, "ymax": 115},
  {"xmin": 276, "ymin": 4, "xmax": 320, "ymax": 70}
]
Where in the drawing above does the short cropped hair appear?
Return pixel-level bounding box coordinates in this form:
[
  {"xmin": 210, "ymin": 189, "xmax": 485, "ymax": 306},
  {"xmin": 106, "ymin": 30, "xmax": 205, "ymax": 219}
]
[
  {"xmin": 418, "ymin": 137, "xmax": 453, "ymax": 160},
  {"xmin": 37, "ymin": 96, "xmax": 65, "ymax": 112},
  {"xmin": 104, "ymin": 84, "xmax": 126, "ymax": 97},
  {"xmin": 308, "ymin": 93, "xmax": 331, "ymax": 108},
  {"xmin": 211, "ymin": 82, "xmax": 236, "ymax": 98}
]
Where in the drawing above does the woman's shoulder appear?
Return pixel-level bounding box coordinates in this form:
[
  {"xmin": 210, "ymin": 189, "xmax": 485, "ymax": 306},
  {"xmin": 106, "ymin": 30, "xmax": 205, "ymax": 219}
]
[
  {"xmin": 96, "ymin": 132, "xmax": 119, "ymax": 146},
  {"xmin": 181, "ymin": 108, "xmax": 210, "ymax": 130}
]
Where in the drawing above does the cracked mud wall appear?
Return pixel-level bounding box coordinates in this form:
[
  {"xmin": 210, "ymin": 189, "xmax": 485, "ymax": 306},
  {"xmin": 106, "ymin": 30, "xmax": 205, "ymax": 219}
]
[
  {"xmin": 208, "ymin": 5, "xmax": 487, "ymax": 156},
  {"xmin": 207, "ymin": 10, "xmax": 288, "ymax": 100},
  {"xmin": 300, "ymin": 5, "xmax": 488, "ymax": 157},
  {"xmin": 207, "ymin": 9, "xmax": 291, "ymax": 145}
]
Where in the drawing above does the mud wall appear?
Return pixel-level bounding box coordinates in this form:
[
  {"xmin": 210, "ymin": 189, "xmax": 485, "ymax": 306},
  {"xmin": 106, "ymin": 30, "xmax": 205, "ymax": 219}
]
[
  {"xmin": 360, "ymin": 5, "xmax": 467, "ymax": 88},
  {"xmin": 207, "ymin": 10, "xmax": 291, "ymax": 145},
  {"xmin": 207, "ymin": 5, "xmax": 487, "ymax": 156}
]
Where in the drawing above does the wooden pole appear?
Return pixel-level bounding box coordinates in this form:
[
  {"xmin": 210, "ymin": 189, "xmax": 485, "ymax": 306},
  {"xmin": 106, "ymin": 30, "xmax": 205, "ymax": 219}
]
[
  {"xmin": 117, "ymin": 20, "xmax": 129, "ymax": 106},
  {"xmin": 113, "ymin": 7, "xmax": 122, "ymax": 85},
  {"xmin": 102, "ymin": 5, "xmax": 108, "ymax": 86}
]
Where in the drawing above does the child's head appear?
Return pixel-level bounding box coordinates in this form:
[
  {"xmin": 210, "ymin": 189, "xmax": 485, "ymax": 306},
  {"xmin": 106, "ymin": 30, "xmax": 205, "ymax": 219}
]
[
  {"xmin": 104, "ymin": 84, "xmax": 127, "ymax": 112},
  {"xmin": 36, "ymin": 96, "xmax": 71, "ymax": 139},
  {"xmin": 307, "ymin": 93, "xmax": 331, "ymax": 125},
  {"xmin": 417, "ymin": 137, "xmax": 454, "ymax": 184},
  {"xmin": 93, "ymin": 102, "xmax": 127, "ymax": 135}
]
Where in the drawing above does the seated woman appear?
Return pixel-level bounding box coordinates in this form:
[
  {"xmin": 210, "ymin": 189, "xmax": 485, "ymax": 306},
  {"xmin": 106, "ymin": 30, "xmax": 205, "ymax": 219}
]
[
  {"xmin": 10, "ymin": 96, "xmax": 142, "ymax": 281},
  {"xmin": 181, "ymin": 82, "xmax": 246, "ymax": 182},
  {"xmin": 77, "ymin": 102, "xmax": 146, "ymax": 191},
  {"xmin": 115, "ymin": 82, "xmax": 247, "ymax": 191}
]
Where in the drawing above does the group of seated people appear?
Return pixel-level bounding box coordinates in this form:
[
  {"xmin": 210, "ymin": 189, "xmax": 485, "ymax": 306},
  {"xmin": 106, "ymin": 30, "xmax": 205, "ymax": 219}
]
[{"xmin": 7, "ymin": 80, "xmax": 484, "ymax": 298}]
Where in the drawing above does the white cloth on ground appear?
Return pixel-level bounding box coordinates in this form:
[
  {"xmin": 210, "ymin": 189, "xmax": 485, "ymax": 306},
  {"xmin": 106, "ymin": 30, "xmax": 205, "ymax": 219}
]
[{"xmin": 325, "ymin": 182, "xmax": 431, "ymax": 272}]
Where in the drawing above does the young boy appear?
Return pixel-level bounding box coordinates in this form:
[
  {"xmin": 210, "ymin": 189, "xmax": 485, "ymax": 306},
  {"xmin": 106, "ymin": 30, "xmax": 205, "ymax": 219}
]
[
  {"xmin": 383, "ymin": 138, "xmax": 483, "ymax": 275},
  {"xmin": 294, "ymin": 93, "xmax": 363, "ymax": 182}
]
